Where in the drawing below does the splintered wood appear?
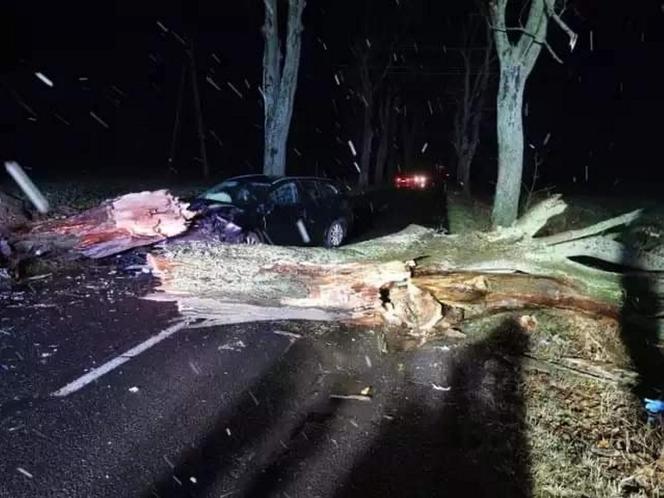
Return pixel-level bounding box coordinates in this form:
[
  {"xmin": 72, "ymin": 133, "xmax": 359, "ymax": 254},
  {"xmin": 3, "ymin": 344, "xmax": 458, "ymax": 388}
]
[
  {"xmin": 147, "ymin": 252, "xmax": 620, "ymax": 338},
  {"xmin": 14, "ymin": 190, "xmax": 194, "ymax": 258}
]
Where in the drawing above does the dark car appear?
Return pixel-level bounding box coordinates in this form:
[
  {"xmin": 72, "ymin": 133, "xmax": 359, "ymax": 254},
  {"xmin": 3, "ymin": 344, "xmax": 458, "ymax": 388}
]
[{"xmin": 189, "ymin": 175, "xmax": 353, "ymax": 247}]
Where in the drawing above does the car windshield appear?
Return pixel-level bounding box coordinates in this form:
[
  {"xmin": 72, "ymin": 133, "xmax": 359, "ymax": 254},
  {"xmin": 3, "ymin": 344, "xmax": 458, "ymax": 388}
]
[{"xmin": 200, "ymin": 180, "xmax": 270, "ymax": 206}]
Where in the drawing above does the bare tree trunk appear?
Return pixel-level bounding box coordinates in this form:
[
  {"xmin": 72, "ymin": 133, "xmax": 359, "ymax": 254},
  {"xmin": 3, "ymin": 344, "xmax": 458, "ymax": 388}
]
[
  {"xmin": 402, "ymin": 105, "xmax": 419, "ymax": 171},
  {"xmin": 454, "ymin": 37, "xmax": 472, "ymax": 194},
  {"xmin": 359, "ymin": 105, "xmax": 373, "ymax": 187},
  {"xmin": 262, "ymin": 0, "xmax": 306, "ymax": 177},
  {"xmin": 356, "ymin": 48, "xmax": 374, "ymax": 188},
  {"xmin": 188, "ymin": 44, "xmax": 209, "ymax": 179},
  {"xmin": 489, "ymin": 0, "xmax": 576, "ymax": 227},
  {"xmin": 374, "ymin": 91, "xmax": 394, "ymax": 184},
  {"xmin": 456, "ymin": 152, "xmax": 472, "ymax": 196},
  {"xmin": 492, "ymin": 63, "xmax": 526, "ymax": 226},
  {"xmin": 167, "ymin": 62, "xmax": 187, "ymax": 171},
  {"xmin": 453, "ymin": 20, "xmax": 492, "ymax": 196},
  {"xmin": 351, "ymin": 38, "xmax": 391, "ymax": 187}
]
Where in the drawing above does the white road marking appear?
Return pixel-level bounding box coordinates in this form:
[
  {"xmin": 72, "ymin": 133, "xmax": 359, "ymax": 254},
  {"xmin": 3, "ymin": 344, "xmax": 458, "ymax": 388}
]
[{"xmin": 51, "ymin": 321, "xmax": 188, "ymax": 397}]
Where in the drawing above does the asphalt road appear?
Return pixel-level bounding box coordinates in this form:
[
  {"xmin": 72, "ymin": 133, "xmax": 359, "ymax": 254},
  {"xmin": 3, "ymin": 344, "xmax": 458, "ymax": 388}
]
[{"xmin": 0, "ymin": 190, "xmax": 531, "ymax": 497}]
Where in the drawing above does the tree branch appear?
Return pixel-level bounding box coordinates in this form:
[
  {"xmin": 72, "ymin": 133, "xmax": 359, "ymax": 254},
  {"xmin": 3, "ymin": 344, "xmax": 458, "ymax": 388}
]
[
  {"xmin": 513, "ymin": 194, "xmax": 567, "ymax": 236},
  {"xmin": 518, "ymin": 0, "xmax": 550, "ymax": 70},
  {"xmin": 544, "ymin": 0, "xmax": 578, "ymax": 50},
  {"xmin": 498, "ymin": 26, "xmax": 563, "ymax": 63},
  {"xmin": 488, "ymin": 0, "xmax": 512, "ymax": 61},
  {"xmin": 541, "ymin": 209, "xmax": 643, "ymax": 245}
]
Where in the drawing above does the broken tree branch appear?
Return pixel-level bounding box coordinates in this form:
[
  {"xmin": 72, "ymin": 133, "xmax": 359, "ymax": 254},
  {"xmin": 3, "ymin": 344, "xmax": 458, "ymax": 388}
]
[
  {"xmin": 541, "ymin": 209, "xmax": 643, "ymax": 245},
  {"xmin": 512, "ymin": 194, "xmax": 566, "ymax": 236},
  {"xmin": 11, "ymin": 190, "xmax": 194, "ymax": 259}
]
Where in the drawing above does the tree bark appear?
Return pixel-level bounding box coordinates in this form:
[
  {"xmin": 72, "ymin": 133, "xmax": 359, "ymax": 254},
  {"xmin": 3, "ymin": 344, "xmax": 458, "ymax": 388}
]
[
  {"xmin": 492, "ymin": 63, "xmax": 526, "ymax": 227},
  {"xmin": 262, "ymin": 0, "xmax": 305, "ymax": 176},
  {"xmin": 146, "ymin": 197, "xmax": 664, "ymax": 345}
]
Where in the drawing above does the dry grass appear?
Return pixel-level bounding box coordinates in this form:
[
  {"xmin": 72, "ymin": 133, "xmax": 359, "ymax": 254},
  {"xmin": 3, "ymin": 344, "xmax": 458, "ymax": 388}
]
[
  {"xmin": 526, "ymin": 372, "xmax": 663, "ymax": 497},
  {"xmin": 446, "ymin": 190, "xmax": 664, "ymax": 237},
  {"xmin": 519, "ymin": 311, "xmax": 664, "ymax": 497},
  {"xmin": 446, "ymin": 191, "xmax": 492, "ymax": 234}
]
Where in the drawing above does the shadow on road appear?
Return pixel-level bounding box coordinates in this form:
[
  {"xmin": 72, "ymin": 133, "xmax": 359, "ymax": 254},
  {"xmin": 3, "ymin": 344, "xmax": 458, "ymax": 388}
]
[
  {"xmin": 143, "ymin": 337, "xmax": 331, "ymax": 497},
  {"xmin": 145, "ymin": 319, "xmax": 532, "ymax": 497},
  {"xmin": 334, "ymin": 321, "xmax": 532, "ymax": 498}
]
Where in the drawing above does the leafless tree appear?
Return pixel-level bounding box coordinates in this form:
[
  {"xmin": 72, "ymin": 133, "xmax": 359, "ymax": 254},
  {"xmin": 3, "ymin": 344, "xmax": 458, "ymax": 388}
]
[
  {"xmin": 489, "ymin": 0, "xmax": 576, "ymax": 227},
  {"xmin": 350, "ymin": 40, "xmax": 391, "ymax": 187},
  {"xmin": 262, "ymin": 0, "xmax": 306, "ymax": 176},
  {"xmin": 452, "ymin": 16, "xmax": 493, "ymax": 196},
  {"xmin": 373, "ymin": 85, "xmax": 397, "ymax": 184},
  {"xmin": 400, "ymin": 98, "xmax": 424, "ymax": 174}
]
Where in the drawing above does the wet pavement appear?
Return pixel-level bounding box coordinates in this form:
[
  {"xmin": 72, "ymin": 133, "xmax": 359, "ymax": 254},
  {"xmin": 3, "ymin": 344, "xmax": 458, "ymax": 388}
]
[{"xmin": 0, "ymin": 189, "xmax": 532, "ymax": 497}]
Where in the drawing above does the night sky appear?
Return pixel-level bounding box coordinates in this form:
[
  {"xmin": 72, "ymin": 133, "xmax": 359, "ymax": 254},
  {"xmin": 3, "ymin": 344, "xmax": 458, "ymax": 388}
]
[{"xmin": 2, "ymin": 0, "xmax": 663, "ymax": 188}]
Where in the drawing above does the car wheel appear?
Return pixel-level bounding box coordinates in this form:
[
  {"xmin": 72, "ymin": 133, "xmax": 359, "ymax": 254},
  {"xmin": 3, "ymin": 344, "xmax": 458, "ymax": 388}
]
[
  {"xmin": 324, "ymin": 219, "xmax": 346, "ymax": 248},
  {"xmin": 243, "ymin": 230, "xmax": 263, "ymax": 245}
]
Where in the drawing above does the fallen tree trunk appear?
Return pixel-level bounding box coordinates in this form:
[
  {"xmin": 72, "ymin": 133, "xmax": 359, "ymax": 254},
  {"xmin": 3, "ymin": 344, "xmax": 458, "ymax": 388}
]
[
  {"xmin": 147, "ymin": 195, "xmax": 664, "ymax": 343},
  {"xmin": 9, "ymin": 190, "xmax": 194, "ymax": 260}
]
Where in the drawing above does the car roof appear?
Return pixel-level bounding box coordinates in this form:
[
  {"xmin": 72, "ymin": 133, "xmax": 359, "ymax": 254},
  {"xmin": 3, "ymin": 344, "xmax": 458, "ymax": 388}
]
[
  {"xmin": 224, "ymin": 174, "xmax": 278, "ymax": 184},
  {"xmin": 225, "ymin": 174, "xmax": 337, "ymax": 186}
]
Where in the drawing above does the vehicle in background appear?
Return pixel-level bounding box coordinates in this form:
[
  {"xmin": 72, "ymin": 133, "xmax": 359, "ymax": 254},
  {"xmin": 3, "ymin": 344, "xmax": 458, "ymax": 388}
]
[
  {"xmin": 394, "ymin": 165, "xmax": 450, "ymax": 190},
  {"xmin": 394, "ymin": 173, "xmax": 433, "ymax": 190},
  {"xmin": 189, "ymin": 175, "xmax": 353, "ymax": 247}
]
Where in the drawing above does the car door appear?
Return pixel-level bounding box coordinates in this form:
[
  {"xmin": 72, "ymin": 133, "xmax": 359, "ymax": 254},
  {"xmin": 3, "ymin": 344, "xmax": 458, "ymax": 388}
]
[
  {"xmin": 297, "ymin": 180, "xmax": 328, "ymax": 243},
  {"xmin": 317, "ymin": 180, "xmax": 348, "ymax": 220},
  {"xmin": 264, "ymin": 181, "xmax": 307, "ymax": 245}
]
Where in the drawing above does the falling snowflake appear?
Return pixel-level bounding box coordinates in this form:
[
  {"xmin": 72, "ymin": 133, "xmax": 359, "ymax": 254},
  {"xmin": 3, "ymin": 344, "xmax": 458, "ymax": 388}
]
[
  {"xmin": 35, "ymin": 72, "xmax": 53, "ymax": 87},
  {"xmin": 226, "ymin": 81, "xmax": 244, "ymax": 99},
  {"xmin": 206, "ymin": 76, "xmax": 221, "ymax": 91},
  {"xmin": 89, "ymin": 111, "xmax": 109, "ymax": 129}
]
